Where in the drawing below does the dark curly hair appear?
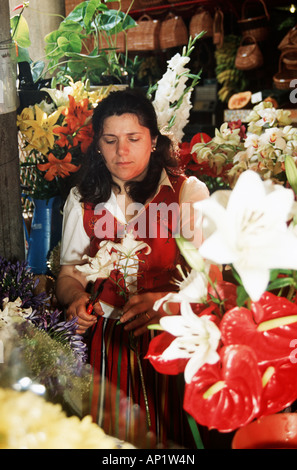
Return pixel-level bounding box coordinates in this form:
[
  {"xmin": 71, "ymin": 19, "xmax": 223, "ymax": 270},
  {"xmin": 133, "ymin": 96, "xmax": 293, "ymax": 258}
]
[{"xmin": 77, "ymin": 87, "xmax": 180, "ymax": 205}]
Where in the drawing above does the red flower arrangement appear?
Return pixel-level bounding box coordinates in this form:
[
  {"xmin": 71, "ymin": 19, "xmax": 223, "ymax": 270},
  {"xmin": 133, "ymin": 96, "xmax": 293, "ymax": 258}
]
[{"xmin": 146, "ymin": 285, "xmax": 297, "ymax": 433}]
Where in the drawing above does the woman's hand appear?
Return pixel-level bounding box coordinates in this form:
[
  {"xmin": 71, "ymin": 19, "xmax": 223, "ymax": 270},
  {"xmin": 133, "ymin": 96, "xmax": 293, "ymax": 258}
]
[
  {"xmin": 120, "ymin": 292, "xmax": 174, "ymax": 337},
  {"xmin": 56, "ymin": 265, "xmax": 104, "ymax": 335},
  {"xmin": 66, "ymin": 291, "xmax": 99, "ymax": 335}
]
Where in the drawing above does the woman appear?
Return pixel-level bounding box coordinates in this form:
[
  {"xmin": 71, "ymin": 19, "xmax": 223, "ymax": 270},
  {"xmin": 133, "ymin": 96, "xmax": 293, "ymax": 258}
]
[{"xmin": 56, "ymin": 88, "xmax": 209, "ymax": 448}]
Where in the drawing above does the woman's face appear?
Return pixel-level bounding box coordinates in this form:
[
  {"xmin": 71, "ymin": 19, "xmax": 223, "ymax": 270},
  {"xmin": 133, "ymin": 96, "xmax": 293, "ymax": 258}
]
[{"xmin": 98, "ymin": 113, "xmax": 156, "ymax": 188}]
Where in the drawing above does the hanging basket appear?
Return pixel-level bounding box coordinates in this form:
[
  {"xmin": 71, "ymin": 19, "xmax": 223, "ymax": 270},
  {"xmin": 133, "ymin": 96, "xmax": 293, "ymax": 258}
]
[
  {"xmin": 282, "ymin": 47, "xmax": 297, "ymax": 70},
  {"xmin": 159, "ymin": 14, "xmax": 188, "ymax": 50},
  {"xmin": 65, "ymin": 0, "xmax": 80, "ymax": 16},
  {"xmin": 138, "ymin": 0, "xmax": 163, "ymax": 6},
  {"xmin": 238, "ymin": 0, "xmax": 270, "ymax": 42},
  {"xmin": 127, "ymin": 15, "xmax": 161, "ymax": 51},
  {"xmin": 189, "ymin": 8, "xmax": 213, "ymax": 38},
  {"xmin": 213, "ymin": 8, "xmax": 224, "ymax": 48},
  {"xmin": 167, "ymin": 0, "xmax": 193, "ymax": 11},
  {"xmin": 100, "ymin": 32, "xmax": 126, "ymax": 53},
  {"xmin": 278, "ymin": 25, "xmax": 297, "ymax": 51},
  {"xmin": 109, "ymin": 0, "xmax": 142, "ymax": 11},
  {"xmin": 273, "ymin": 50, "xmax": 297, "ymax": 90},
  {"xmin": 235, "ymin": 35, "xmax": 263, "ymax": 71}
]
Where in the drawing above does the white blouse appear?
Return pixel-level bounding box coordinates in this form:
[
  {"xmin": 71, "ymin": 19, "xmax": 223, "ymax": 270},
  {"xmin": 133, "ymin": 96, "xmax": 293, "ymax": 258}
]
[{"xmin": 60, "ymin": 170, "xmax": 209, "ymax": 265}]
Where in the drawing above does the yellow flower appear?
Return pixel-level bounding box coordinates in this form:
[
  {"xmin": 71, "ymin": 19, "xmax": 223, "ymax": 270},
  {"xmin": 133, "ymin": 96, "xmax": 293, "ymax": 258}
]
[
  {"xmin": 17, "ymin": 107, "xmax": 35, "ymax": 132},
  {"xmin": 22, "ymin": 104, "xmax": 62, "ymax": 153}
]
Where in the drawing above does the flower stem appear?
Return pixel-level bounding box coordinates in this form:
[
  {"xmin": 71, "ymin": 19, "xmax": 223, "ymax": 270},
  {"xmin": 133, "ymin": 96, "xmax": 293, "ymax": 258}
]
[{"xmin": 130, "ymin": 334, "xmax": 151, "ymax": 429}]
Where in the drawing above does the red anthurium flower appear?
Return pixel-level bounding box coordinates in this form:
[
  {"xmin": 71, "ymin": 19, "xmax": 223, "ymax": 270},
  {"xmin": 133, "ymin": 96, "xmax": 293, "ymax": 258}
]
[
  {"xmin": 145, "ymin": 332, "xmax": 189, "ymax": 375},
  {"xmin": 183, "ymin": 344, "xmax": 262, "ymax": 433},
  {"xmin": 190, "ymin": 132, "xmax": 212, "ymax": 148},
  {"xmin": 178, "ymin": 142, "xmax": 193, "ymax": 171},
  {"xmin": 220, "ymin": 292, "xmax": 297, "ymax": 363},
  {"xmin": 258, "ymin": 360, "xmax": 297, "ymax": 417}
]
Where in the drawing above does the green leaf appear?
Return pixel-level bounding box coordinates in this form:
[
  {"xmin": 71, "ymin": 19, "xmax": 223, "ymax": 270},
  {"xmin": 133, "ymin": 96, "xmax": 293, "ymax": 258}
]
[
  {"xmin": 285, "ymin": 154, "xmax": 297, "ymax": 196},
  {"xmin": 95, "ymin": 10, "xmax": 137, "ymax": 34},
  {"xmin": 11, "ymin": 15, "xmax": 31, "ymax": 48},
  {"xmin": 14, "ymin": 45, "xmax": 31, "ymax": 63},
  {"xmin": 175, "ymin": 236, "xmax": 205, "ymax": 271},
  {"xmin": 267, "ymin": 277, "xmax": 294, "ymax": 291},
  {"xmin": 31, "ymin": 61, "xmax": 45, "ymax": 83},
  {"xmin": 66, "ymin": 52, "xmax": 108, "ymax": 74},
  {"xmin": 84, "ymin": 0, "xmax": 107, "ymax": 28},
  {"xmin": 58, "ymin": 20, "xmax": 83, "ymax": 34},
  {"xmin": 236, "ymin": 285, "xmax": 249, "ymax": 307}
]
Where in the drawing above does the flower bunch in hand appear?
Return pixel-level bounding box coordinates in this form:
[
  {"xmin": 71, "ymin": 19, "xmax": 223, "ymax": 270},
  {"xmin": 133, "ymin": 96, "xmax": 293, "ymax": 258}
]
[
  {"xmin": 146, "ymin": 169, "xmax": 297, "ymax": 433},
  {"xmin": 17, "ymin": 81, "xmax": 110, "ymax": 200}
]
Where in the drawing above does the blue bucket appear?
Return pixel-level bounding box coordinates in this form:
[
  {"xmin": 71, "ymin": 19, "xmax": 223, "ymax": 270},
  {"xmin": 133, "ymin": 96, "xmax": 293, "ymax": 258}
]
[{"xmin": 27, "ymin": 196, "xmax": 63, "ymax": 274}]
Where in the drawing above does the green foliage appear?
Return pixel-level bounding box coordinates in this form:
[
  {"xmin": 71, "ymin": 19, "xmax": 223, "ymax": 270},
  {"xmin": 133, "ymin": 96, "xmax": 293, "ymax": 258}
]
[{"xmin": 44, "ymin": 0, "xmax": 139, "ymax": 85}]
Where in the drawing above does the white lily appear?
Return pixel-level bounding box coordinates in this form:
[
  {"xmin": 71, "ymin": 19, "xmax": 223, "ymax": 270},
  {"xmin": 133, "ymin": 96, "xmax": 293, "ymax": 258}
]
[
  {"xmin": 41, "ymin": 86, "xmax": 72, "ymax": 107},
  {"xmin": 195, "ymin": 170, "xmax": 297, "ymax": 301},
  {"xmin": 153, "ymin": 268, "xmax": 208, "ymax": 313},
  {"xmin": 159, "ymin": 301, "xmax": 221, "ymax": 383},
  {"xmin": 76, "ymin": 241, "xmax": 118, "ymax": 282}
]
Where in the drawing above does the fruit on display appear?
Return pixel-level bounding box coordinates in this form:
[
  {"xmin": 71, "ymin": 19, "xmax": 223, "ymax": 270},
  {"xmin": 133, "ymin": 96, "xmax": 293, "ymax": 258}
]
[
  {"xmin": 215, "ymin": 35, "xmax": 248, "ymax": 103},
  {"xmin": 264, "ymin": 96, "xmax": 278, "ymax": 108},
  {"xmin": 228, "ymin": 91, "xmax": 252, "ymax": 109}
]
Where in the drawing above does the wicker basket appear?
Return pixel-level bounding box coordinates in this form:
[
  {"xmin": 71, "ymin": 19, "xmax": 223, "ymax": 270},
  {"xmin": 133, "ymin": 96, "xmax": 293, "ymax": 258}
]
[
  {"xmin": 138, "ymin": 0, "xmax": 163, "ymax": 6},
  {"xmin": 159, "ymin": 14, "xmax": 188, "ymax": 50},
  {"xmin": 127, "ymin": 15, "xmax": 161, "ymax": 51},
  {"xmin": 213, "ymin": 8, "xmax": 224, "ymax": 47},
  {"xmin": 278, "ymin": 25, "xmax": 297, "ymax": 51},
  {"xmin": 273, "ymin": 51, "xmax": 297, "ymax": 90},
  {"xmin": 238, "ymin": 0, "xmax": 270, "ymax": 42},
  {"xmin": 167, "ymin": 0, "xmax": 193, "ymax": 11},
  {"xmin": 190, "ymin": 8, "xmax": 213, "ymax": 38},
  {"xmin": 282, "ymin": 47, "xmax": 297, "ymax": 70},
  {"xmin": 65, "ymin": 0, "xmax": 80, "ymax": 16},
  {"xmin": 100, "ymin": 32, "xmax": 126, "ymax": 53},
  {"xmin": 109, "ymin": 0, "xmax": 142, "ymax": 11}
]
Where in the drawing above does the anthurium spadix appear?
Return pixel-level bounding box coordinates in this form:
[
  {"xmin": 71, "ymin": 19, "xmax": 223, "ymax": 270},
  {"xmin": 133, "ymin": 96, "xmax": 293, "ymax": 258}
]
[{"xmin": 194, "ymin": 170, "xmax": 297, "ymax": 301}]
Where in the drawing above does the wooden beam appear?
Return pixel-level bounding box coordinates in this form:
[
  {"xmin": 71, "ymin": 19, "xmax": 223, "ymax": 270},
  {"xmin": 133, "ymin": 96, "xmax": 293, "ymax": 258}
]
[{"xmin": 0, "ymin": 0, "xmax": 25, "ymax": 261}]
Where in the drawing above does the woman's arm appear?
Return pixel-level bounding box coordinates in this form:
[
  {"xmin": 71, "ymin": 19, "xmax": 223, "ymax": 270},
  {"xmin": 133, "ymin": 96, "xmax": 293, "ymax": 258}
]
[{"xmin": 56, "ymin": 265, "xmax": 99, "ymax": 334}]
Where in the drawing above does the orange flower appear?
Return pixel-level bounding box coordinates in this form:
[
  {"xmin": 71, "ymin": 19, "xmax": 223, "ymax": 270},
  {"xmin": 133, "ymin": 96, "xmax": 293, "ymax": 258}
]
[
  {"xmin": 37, "ymin": 152, "xmax": 80, "ymax": 181},
  {"xmin": 54, "ymin": 122, "xmax": 94, "ymax": 153},
  {"xmin": 64, "ymin": 95, "xmax": 93, "ymax": 129}
]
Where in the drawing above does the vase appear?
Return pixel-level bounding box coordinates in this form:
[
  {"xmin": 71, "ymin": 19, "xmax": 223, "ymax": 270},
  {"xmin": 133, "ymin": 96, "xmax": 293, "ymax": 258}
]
[
  {"xmin": 26, "ymin": 196, "xmax": 63, "ymax": 275},
  {"xmin": 232, "ymin": 413, "xmax": 297, "ymax": 449}
]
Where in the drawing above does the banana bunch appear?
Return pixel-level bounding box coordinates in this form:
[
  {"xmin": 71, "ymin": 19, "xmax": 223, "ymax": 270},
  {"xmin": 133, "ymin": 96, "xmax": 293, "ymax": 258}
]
[
  {"xmin": 218, "ymin": 85, "xmax": 232, "ymax": 102},
  {"xmin": 215, "ymin": 35, "xmax": 247, "ymax": 103}
]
